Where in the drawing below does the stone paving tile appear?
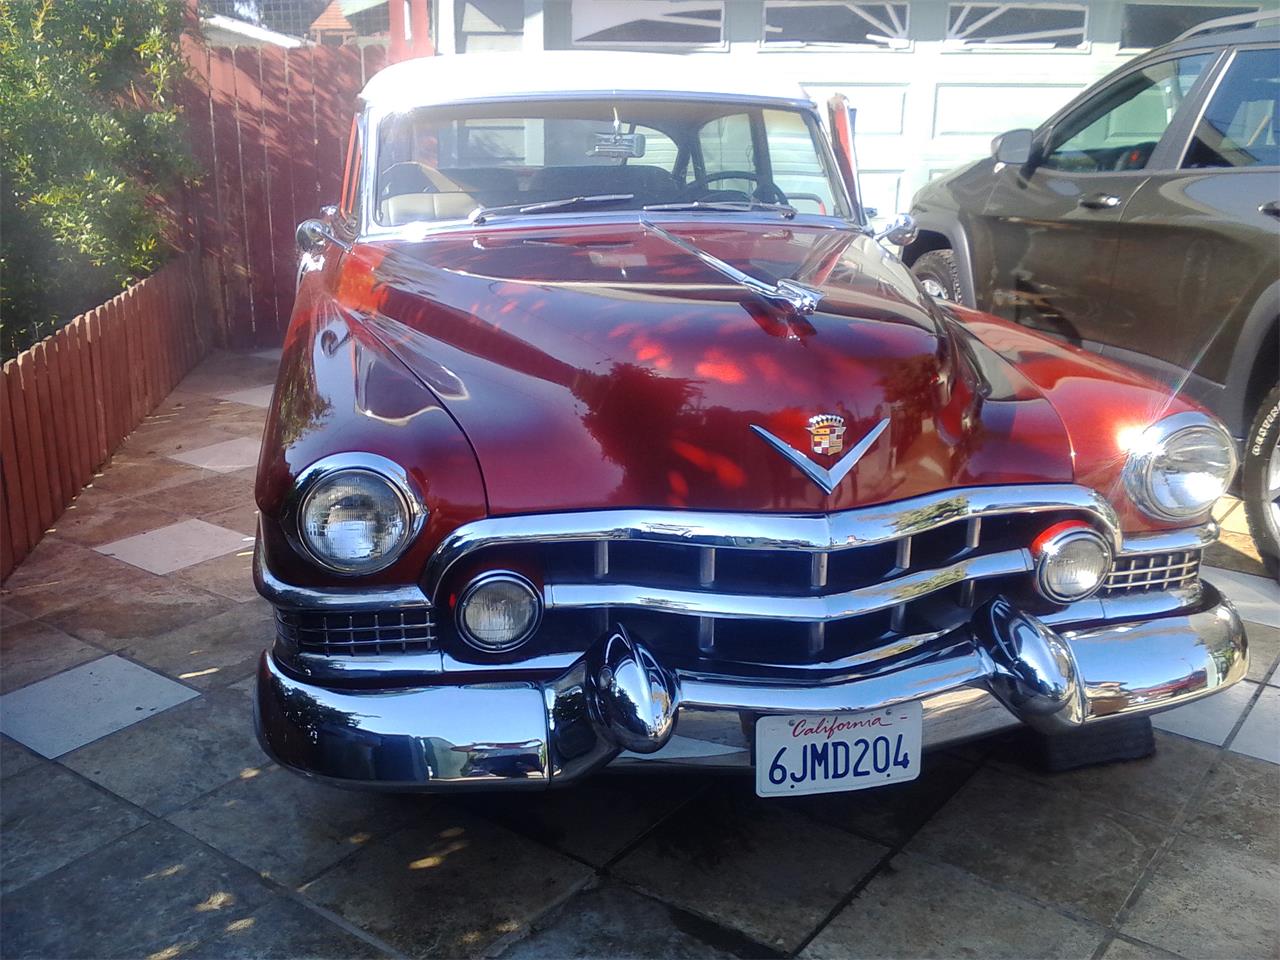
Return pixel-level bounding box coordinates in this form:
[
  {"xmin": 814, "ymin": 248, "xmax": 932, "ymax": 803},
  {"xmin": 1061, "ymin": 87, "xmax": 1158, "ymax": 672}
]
[
  {"xmin": 0, "ymin": 655, "xmax": 198, "ymax": 758},
  {"xmin": 778, "ymin": 750, "xmax": 977, "ymax": 846},
  {"xmin": 612, "ymin": 780, "xmax": 887, "ymax": 953},
  {"xmin": 117, "ymin": 600, "xmax": 273, "ymax": 690},
  {"xmin": 1243, "ymin": 621, "xmax": 1280, "ymax": 684},
  {"xmin": 1182, "ymin": 751, "xmax": 1280, "ymax": 862},
  {"xmin": 143, "ymin": 467, "xmax": 258, "ymax": 517},
  {"xmin": 0, "ymin": 538, "xmax": 162, "ymax": 618},
  {"xmin": 465, "ymin": 771, "xmax": 705, "ymax": 867},
  {"xmin": 0, "ymin": 763, "xmax": 150, "ymax": 893},
  {"xmin": 169, "ymin": 436, "xmax": 263, "ymax": 474},
  {"xmin": 184, "ymin": 895, "xmax": 387, "ymax": 959},
  {"xmin": 149, "ymin": 396, "xmax": 267, "ymax": 437},
  {"xmin": 168, "ymin": 763, "xmax": 421, "ymax": 887},
  {"xmin": 52, "ymin": 498, "xmax": 184, "ymax": 548},
  {"xmin": 96, "ymin": 518, "xmax": 250, "ymax": 575},
  {"xmin": 799, "ymin": 853, "xmax": 1104, "ymax": 960},
  {"xmin": 1151, "ymin": 679, "xmax": 1257, "ymax": 746},
  {"xmin": 0, "ymin": 820, "xmax": 274, "ymax": 960},
  {"xmin": 1120, "ymin": 833, "xmax": 1280, "ymax": 960},
  {"xmin": 0, "ymin": 602, "xmax": 29, "ymax": 627},
  {"xmin": 908, "ymin": 765, "xmax": 1168, "ymax": 924},
  {"xmin": 500, "ymin": 882, "xmax": 745, "ymax": 959},
  {"xmin": 301, "ymin": 808, "xmax": 593, "ymax": 959},
  {"xmin": 123, "ymin": 419, "xmax": 246, "ymax": 460},
  {"xmin": 0, "ymin": 619, "xmax": 103, "ymax": 694},
  {"xmin": 989, "ymin": 730, "xmax": 1218, "ymax": 826},
  {"xmin": 173, "ymin": 548, "xmax": 261, "ymax": 604},
  {"xmin": 44, "ymin": 576, "xmax": 236, "ymax": 650},
  {"xmin": 204, "ymin": 501, "xmax": 262, "ymax": 537},
  {"xmin": 85, "ymin": 453, "xmax": 207, "ymax": 499},
  {"xmin": 1101, "ymin": 935, "xmax": 1187, "ymax": 959},
  {"xmin": 1229, "ymin": 684, "xmax": 1279, "ymax": 763},
  {"xmin": 0, "ymin": 734, "xmax": 42, "ymax": 782},
  {"xmin": 1203, "ymin": 566, "xmax": 1280, "ymax": 628},
  {"xmin": 61, "ymin": 686, "xmax": 262, "ymax": 816},
  {"xmin": 216, "ymin": 384, "xmax": 275, "ymax": 409}
]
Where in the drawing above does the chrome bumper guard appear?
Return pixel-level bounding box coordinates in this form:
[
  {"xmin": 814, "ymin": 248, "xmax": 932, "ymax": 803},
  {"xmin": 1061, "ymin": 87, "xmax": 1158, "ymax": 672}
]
[{"xmin": 255, "ymin": 583, "xmax": 1247, "ymax": 791}]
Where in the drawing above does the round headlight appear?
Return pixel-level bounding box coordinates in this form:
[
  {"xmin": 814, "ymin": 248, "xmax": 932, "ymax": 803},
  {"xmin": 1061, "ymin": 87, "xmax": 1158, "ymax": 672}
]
[
  {"xmin": 299, "ymin": 466, "xmax": 416, "ymax": 573},
  {"xmin": 457, "ymin": 573, "xmax": 541, "ymax": 652},
  {"xmin": 1123, "ymin": 413, "xmax": 1238, "ymax": 522},
  {"xmin": 1033, "ymin": 522, "xmax": 1112, "ymax": 603}
]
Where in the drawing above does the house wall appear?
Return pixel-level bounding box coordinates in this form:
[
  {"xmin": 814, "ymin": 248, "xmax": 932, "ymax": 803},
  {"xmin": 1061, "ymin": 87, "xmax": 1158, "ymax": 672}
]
[{"xmin": 441, "ymin": 0, "xmax": 1277, "ymax": 222}]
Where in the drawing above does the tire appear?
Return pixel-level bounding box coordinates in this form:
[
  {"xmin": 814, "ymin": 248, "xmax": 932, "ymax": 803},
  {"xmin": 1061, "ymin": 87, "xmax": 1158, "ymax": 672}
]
[
  {"xmin": 1243, "ymin": 384, "xmax": 1280, "ymax": 580},
  {"xmin": 912, "ymin": 250, "xmax": 964, "ymax": 303}
]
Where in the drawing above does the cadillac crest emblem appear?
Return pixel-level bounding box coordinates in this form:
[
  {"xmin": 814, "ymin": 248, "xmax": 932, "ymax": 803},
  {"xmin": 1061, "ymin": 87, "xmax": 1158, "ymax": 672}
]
[{"xmin": 807, "ymin": 414, "xmax": 846, "ymax": 455}]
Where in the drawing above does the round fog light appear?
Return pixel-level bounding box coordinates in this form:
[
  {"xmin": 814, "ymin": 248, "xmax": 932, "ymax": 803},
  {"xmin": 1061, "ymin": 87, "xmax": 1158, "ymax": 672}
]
[
  {"xmin": 457, "ymin": 573, "xmax": 541, "ymax": 652},
  {"xmin": 1033, "ymin": 522, "xmax": 1112, "ymax": 604}
]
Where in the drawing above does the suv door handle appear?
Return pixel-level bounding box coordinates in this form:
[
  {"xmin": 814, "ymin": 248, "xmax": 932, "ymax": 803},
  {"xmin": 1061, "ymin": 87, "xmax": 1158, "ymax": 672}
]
[
  {"xmin": 1260, "ymin": 201, "xmax": 1280, "ymax": 219},
  {"xmin": 1078, "ymin": 193, "xmax": 1122, "ymax": 210}
]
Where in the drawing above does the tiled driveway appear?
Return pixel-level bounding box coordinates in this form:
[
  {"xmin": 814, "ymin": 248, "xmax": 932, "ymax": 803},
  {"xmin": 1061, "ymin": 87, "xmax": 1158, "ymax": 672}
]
[{"xmin": 1, "ymin": 350, "xmax": 1277, "ymax": 960}]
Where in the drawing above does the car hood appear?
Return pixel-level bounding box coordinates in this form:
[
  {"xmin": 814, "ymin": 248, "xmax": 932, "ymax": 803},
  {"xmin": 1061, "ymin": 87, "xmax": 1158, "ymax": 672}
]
[{"xmin": 348, "ymin": 218, "xmax": 1075, "ymax": 514}]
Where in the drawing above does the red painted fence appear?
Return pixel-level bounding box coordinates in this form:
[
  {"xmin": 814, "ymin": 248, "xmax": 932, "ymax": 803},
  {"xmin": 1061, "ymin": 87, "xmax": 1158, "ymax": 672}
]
[
  {"xmin": 183, "ymin": 39, "xmax": 388, "ymax": 348},
  {"xmin": 0, "ymin": 253, "xmax": 212, "ymax": 580}
]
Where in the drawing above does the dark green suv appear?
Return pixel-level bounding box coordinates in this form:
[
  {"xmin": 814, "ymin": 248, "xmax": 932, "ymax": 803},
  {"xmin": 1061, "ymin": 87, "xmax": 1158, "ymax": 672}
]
[{"xmin": 905, "ymin": 12, "xmax": 1280, "ymax": 577}]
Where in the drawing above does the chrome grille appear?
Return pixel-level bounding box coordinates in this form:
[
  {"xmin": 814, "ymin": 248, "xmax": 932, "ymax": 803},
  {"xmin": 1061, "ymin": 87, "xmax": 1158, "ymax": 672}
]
[
  {"xmin": 275, "ymin": 607, "xmax": 436, "ymax": 656},
  {"xmin": 1104, "ymin": 550, "xmax": 1201, "ymax": 595}
]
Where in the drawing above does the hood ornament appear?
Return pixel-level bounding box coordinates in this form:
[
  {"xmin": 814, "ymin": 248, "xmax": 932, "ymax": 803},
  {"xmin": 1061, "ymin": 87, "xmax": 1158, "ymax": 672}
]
[
  {"xmin": 640, "ymin": 216, "xmax": 823, "ymax": 317},
  {"xmin": 753, "ymin": 417, "xmax": 889, "ymax": 495}
]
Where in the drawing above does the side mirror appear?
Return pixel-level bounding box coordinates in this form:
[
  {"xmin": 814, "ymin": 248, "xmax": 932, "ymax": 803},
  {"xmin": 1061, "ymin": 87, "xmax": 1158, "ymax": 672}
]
[
  {"xmin": 992, "ymin": 128, "xmax": 1035, "ymax": 166},
  {"xmin": 296, "ymin": 218, "xmax": 350, "ymax": 255},
  {"xmin": 875, "ymin": 213, "xmax": 918, "ymax": 248}
]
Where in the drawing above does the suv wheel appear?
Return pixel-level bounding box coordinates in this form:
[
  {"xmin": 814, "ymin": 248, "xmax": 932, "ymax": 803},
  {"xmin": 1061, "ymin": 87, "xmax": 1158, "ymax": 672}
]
[
  {"xmin": 912, "ymin": 250, "xmax": 963, "ymax": 302},
  {"xmin": 1243, "ymin": 384, "xmax": 1280, "ymax": 580}
]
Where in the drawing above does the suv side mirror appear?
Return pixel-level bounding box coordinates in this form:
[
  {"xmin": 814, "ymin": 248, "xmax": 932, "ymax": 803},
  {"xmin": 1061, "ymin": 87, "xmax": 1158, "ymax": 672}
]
[
  {"xmin": 875, "ymin": 213, "xmax": 918, "ymax": 248},
  {"xmin": 992, "ymin": 128, "xmax": 1035, "ymax": 166}
]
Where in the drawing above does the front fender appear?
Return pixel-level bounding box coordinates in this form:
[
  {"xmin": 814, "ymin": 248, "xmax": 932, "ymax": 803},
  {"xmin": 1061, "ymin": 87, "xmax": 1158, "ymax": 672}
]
[{"xmin": 255, "ymin": 288, "xmax": 487, "ymax": 591}]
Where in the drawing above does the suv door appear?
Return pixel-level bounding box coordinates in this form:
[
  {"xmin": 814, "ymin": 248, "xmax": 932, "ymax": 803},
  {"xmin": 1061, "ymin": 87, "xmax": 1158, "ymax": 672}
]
[
  {"xmin": 1105, "ymin": 45, "xmax": 1280, "ymax": 435},
  {"xmin": 978, "ymin": 53, "xmax": 1215, "ymax": 346}
]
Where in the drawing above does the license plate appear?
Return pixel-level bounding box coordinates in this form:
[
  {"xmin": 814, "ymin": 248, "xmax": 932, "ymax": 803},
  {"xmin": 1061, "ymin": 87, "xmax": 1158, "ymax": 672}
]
[{"xmin": 754, "ymin": 702, "xmax": 923, "ymax": 797}]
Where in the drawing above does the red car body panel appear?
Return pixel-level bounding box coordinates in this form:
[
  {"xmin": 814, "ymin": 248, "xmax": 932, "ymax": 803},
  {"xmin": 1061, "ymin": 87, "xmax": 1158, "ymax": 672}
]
[{"xmin": 257, "ymin": 216, "xmax": 1202, "ymax": 587}]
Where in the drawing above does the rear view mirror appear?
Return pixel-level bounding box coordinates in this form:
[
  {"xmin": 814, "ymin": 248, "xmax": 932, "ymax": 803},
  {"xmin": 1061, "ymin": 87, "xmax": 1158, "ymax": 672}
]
[{"xmin": 992, "ymin": 128, "xmax": 1035, "ymax": 166}]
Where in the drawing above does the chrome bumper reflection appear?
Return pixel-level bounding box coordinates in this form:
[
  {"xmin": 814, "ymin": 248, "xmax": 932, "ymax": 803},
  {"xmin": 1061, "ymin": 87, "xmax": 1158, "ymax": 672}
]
[{"xmin": 254, "ymin": 585, "xmax": 1247, "ymax": 790}]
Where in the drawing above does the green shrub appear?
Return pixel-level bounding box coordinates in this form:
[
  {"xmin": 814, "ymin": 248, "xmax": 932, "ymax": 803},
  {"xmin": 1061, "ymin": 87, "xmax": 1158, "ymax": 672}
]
[{"xmin": 0, "ymin": 0, "xmax": 193, "ymax": 360}]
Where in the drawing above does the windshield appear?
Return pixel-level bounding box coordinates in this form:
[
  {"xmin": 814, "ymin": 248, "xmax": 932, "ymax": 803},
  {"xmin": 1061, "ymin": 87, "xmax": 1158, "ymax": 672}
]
[{"xmin": 372, "ymin": 99, "xmax": 851, "ymax": 227}]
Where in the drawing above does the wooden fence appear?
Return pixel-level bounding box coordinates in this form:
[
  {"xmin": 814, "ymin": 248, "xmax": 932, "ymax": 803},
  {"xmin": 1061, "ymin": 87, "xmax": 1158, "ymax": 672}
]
[
  {"xmin": 183, "ymin": 39, "xmax": 388, "ymax": 349},
  {"xmin": 0, "ymin": 253, "xmax": 211, "ymax": 580}
]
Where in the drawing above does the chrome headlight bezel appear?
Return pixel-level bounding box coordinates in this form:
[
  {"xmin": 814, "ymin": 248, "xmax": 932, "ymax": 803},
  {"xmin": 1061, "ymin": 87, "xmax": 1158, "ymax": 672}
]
[
  {"xmin": 1122, "ymin": 412, "xmax": 1238, "ymax": 523},
  {"xmin": 1032, "ymin": 522, "xmax": 1113, "ymax": 604},
  {"xmin": 290, "ymin": 454, "xmax": 426, "ymax": 576},
  {"xmin": 455, "ymin": 571, "xmax": 543, "ymax": 652}
]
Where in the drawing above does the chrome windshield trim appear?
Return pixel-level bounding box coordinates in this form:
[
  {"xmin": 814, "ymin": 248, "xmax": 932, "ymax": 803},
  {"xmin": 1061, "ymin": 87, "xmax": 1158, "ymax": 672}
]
[
  {"xmin": 424, "ymin": 484, "xmax": 1120, "ymax": 595},
  {"xmin": 1118, "ymin": 522, "xmax": 1217, "ymax": 555},
  {"xmin": 254, "ymin": 536, "xmax": 430, "ymax": 611},
  {"xmin": 545, "ymin": 549, "xmax": 1032, "ymax": 623}
]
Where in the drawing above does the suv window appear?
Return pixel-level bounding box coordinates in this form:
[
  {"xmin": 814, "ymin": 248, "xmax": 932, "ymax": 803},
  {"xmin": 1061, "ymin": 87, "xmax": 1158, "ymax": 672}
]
[
  {"xmin": 1042, "ymin": 54, "xmax": 1212, "ymax": 173},
  {"xmin": 1183, "ymin": 48, "xmax": 1280, "ymax": 168}
]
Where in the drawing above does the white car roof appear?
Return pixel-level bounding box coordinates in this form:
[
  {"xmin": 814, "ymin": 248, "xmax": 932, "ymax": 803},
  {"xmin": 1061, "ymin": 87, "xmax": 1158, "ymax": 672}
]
[{"xmin": 360, "ymin": 52, "xmax": 814, "ymax": 112}]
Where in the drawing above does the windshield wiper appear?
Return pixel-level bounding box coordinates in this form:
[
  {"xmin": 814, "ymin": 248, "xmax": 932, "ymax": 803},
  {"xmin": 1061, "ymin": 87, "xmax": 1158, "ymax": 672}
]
[
  {"xmin": 642, "ymin": 200, "xmax": 797, "ymax": 219},
  {"xmin": 469, "ymin": 193, "xmax": 635, "ymax": 224}
]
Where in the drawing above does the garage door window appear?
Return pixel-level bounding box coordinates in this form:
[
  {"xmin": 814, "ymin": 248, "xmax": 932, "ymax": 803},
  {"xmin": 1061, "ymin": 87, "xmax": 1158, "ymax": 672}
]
[
  {"xmin": 1183, "ymin": 49, "xmax": 1280, "ymax": 168},
  {"xmin": 946, "ymin": 3, "xmax": 1086, "ymax": 49},
  {"xmin": 1041, "ymin": 54, "xmax": 1212, "ymax": 172}
]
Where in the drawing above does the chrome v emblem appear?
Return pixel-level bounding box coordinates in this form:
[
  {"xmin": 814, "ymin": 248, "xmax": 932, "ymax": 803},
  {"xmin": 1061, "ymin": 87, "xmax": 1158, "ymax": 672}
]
[
  {"xmin": 640, "ymin": 216, "xmax": 823, "ymax": 316},
  {"xmin": 752, "ymin": 419, "xmax": 889, "ymax": 494}
]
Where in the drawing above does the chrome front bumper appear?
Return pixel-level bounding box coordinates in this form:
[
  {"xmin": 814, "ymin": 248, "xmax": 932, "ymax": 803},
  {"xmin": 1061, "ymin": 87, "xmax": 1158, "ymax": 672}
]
[{"xmin": 255, "ymin": 583, "xmax": 1247, "ymax": 791}]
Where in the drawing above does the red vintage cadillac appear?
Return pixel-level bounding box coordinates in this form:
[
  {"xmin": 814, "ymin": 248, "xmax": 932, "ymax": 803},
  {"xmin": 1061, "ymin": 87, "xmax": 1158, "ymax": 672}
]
[{"xmin": 254, "ymin": 52, "xmax": 1247, "ymax": 796}]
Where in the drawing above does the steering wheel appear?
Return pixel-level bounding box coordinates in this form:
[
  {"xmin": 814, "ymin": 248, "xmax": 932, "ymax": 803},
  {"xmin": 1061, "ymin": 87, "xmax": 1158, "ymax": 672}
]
[
  {"xmin": 1113, "ymin": 142, "xmax": 1156, "ymax": 172},
  {"xmin": 687, "ymin": 170, "xmax": 789, "ymax": 205}
]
